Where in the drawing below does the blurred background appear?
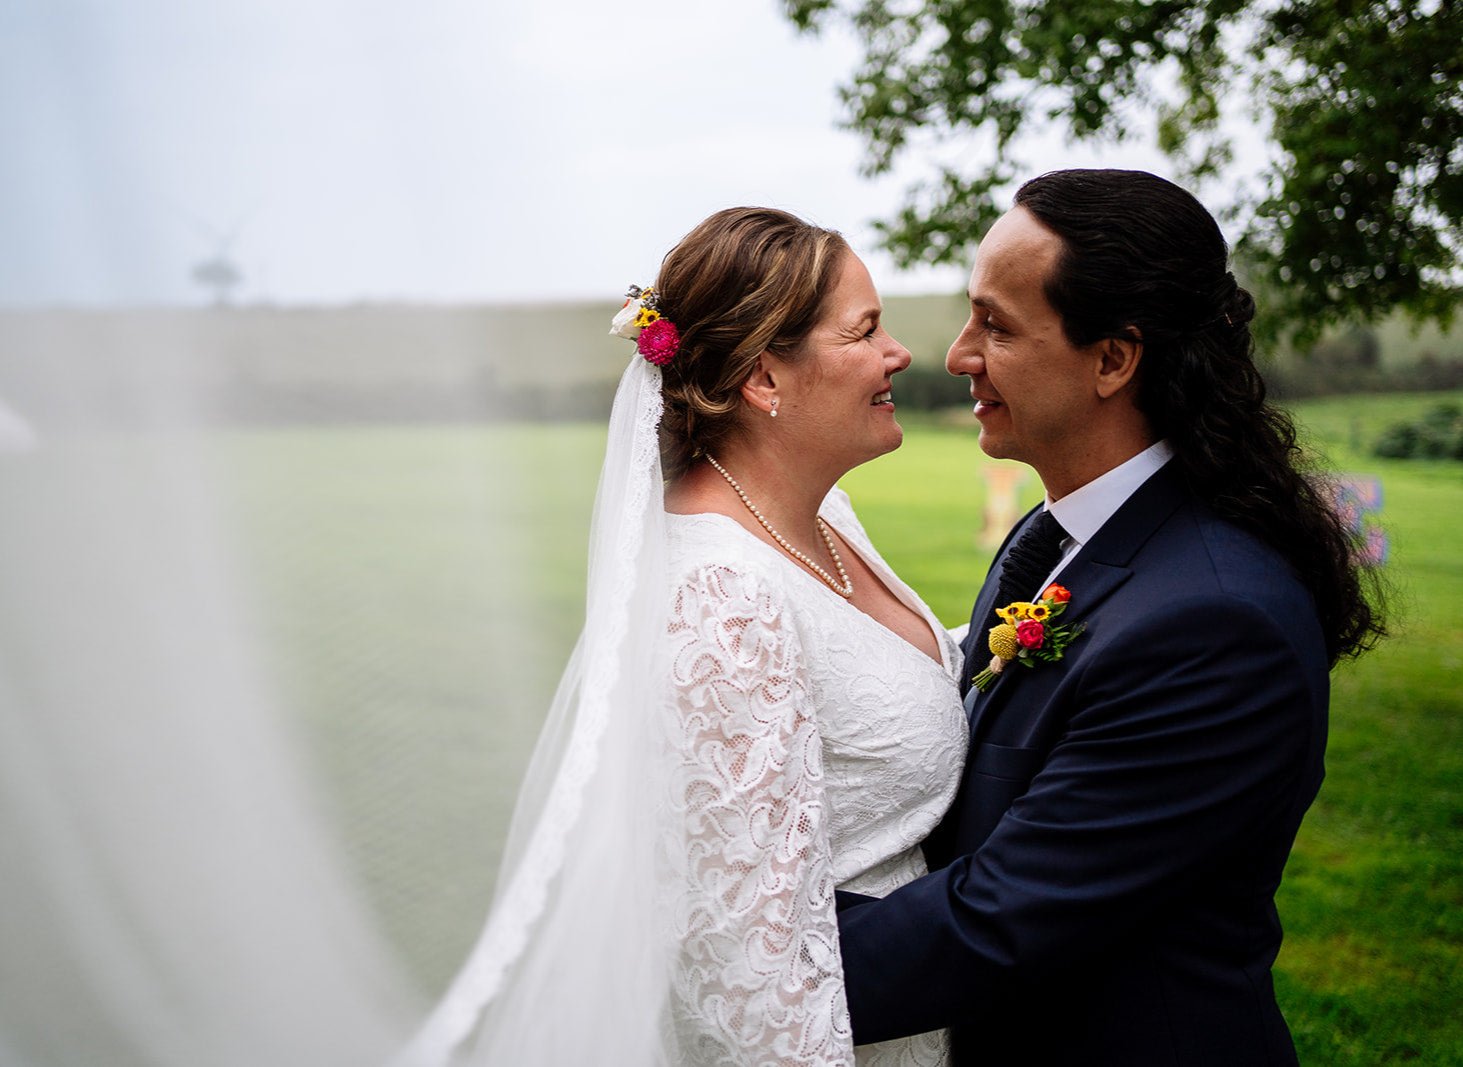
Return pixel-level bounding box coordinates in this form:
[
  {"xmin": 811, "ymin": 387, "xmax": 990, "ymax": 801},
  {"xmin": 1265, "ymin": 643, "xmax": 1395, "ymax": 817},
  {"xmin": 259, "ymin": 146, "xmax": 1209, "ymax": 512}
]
[{"xmin": 1, "ymin": 1, "xmax": 1458, "ymax": 1064}]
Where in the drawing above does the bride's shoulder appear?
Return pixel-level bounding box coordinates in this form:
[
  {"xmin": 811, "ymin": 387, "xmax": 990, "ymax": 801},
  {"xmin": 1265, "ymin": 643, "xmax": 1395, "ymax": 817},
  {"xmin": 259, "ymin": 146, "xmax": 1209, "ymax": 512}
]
[
  {"xmin": 665, "ymin": 515, "xmax": 794, "ymax": 611},
  {"xmin": 820, "ymin": 484, "xmax": 873, "ymax": 544},
  {"xmin": 821, "ymin": 484, "xmax": 856, "ymax": 521},
  {"xmin": 665, "ymin": 510, "xmax": 746, "ymax": 562}
]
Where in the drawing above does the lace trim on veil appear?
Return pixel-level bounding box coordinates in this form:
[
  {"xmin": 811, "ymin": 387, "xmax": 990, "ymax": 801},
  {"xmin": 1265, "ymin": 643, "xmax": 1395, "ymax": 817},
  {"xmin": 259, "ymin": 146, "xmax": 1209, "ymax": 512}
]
[{"xmin": 400, "ymin": 357, "xmax": 666, "ymax": 1063}]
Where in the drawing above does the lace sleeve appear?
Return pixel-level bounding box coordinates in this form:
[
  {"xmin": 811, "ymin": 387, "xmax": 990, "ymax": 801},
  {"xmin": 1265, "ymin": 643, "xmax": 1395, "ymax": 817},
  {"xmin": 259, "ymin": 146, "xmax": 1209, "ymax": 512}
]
[{"xmin": 661, "ymin": 561, "xmax": 854, "ymax": 1067}]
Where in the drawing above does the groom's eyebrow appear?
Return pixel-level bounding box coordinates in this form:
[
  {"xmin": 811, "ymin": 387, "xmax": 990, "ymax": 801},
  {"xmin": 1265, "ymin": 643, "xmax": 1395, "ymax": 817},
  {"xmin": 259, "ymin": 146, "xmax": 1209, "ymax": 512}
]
[{"xmin": 970, "ymin": 292, "xmax": 1010, "ymax": 317}]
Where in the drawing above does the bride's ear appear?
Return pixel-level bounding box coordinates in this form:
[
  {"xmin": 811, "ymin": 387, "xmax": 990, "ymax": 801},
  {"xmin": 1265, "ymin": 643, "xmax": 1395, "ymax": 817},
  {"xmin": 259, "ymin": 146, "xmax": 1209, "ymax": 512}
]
[{"xmin": 739, "ymin": 352, "xmax": 779, "ymax": 417}]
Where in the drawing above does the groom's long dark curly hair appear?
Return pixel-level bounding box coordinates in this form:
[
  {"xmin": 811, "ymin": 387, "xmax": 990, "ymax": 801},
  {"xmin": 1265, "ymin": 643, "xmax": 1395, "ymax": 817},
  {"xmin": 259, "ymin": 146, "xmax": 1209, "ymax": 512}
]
[{"xmin": 1015, "ymin": 169, "xmax": 1385, "ymax": 664}]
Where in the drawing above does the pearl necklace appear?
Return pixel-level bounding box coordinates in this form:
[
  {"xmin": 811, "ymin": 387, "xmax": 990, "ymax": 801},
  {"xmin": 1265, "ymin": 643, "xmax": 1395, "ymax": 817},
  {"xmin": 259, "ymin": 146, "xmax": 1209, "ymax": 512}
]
[{"xmin": 705, "ymin": 455, "xmax": 854, "ymax": 598}]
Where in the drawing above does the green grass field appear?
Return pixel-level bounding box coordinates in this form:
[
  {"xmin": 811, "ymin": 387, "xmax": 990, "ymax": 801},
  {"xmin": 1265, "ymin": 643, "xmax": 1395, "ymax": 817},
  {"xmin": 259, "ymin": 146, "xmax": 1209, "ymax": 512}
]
[{"xmin": 234, "ymin": 390, "xmax": 1461, "ymax": 1064}]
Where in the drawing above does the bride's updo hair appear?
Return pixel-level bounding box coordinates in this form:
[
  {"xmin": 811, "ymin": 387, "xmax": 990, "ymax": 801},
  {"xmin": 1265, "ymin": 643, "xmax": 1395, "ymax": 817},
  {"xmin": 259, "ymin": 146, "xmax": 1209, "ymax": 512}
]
[{"xmin": 652, "ymin": 207, "xmax": 850, "ymax": 480}]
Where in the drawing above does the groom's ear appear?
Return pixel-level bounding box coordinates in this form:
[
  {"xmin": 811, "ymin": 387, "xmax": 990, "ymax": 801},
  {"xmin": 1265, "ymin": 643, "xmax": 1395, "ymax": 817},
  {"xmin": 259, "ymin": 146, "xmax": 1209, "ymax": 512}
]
[
  {"xmin": 1094, "ymin": 328, "xmax": 1143, "ymax": 400},
  {"xmin": 739, "ymin": 352, "xmax": 779, "ymax": 416}
]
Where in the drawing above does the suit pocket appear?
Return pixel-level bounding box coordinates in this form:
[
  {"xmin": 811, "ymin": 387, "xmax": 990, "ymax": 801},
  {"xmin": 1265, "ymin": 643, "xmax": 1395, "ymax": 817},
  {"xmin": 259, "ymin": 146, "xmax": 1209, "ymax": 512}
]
[{"xmin": 972, "ymin": 742, "xmax": 1044, "ymax": 783}]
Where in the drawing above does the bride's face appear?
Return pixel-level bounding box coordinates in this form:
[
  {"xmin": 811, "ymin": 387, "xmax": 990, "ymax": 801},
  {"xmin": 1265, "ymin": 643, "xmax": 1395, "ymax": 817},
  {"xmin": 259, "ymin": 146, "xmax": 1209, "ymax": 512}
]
[{"xmin": 774, "ymin": 251, "xmax": 913, "ymax": 476}]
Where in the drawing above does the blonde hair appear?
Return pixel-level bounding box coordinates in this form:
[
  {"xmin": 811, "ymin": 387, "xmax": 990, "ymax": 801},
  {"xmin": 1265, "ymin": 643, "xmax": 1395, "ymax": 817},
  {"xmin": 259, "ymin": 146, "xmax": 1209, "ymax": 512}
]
[{"xmin": 653, "ymin": 207, "xmax": 849, "ymax": 480}]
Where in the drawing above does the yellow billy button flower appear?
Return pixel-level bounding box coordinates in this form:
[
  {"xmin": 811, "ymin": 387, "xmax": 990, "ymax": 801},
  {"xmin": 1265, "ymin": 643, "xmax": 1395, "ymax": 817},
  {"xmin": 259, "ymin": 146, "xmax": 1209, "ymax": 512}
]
[{"xmin": 987, "ymin": 622, "xmax": 1019, "ymax": 661}]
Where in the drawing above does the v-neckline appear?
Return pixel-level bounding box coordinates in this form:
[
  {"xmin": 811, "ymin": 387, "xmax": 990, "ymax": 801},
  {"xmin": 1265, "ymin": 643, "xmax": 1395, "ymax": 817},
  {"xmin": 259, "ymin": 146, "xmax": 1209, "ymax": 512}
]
[{"xmin": 667, "ymin": 509, "xmax": 952, "ymax": 674}]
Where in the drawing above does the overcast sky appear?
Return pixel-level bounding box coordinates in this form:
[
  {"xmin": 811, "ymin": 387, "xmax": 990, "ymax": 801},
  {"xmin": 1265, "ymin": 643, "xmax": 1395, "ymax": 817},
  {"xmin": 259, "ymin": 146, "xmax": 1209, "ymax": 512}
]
[{"xmin": 2, "ymin": 0, "xmax": 1184, "ymax": 308}]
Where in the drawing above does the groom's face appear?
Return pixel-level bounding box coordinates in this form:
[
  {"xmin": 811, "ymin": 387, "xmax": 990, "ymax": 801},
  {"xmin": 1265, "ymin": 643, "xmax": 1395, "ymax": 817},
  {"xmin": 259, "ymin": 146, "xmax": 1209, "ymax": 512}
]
[{"xmin": 946, "ymin": 207, "xmax": 1108, "ymax": 491}]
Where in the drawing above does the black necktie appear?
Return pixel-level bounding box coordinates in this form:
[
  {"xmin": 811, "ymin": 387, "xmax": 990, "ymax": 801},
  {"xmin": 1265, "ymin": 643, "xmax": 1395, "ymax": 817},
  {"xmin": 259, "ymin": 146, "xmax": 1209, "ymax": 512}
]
[{"xmin": 991, "ymin": 509, "xmax": 1067, "ymax": 623}]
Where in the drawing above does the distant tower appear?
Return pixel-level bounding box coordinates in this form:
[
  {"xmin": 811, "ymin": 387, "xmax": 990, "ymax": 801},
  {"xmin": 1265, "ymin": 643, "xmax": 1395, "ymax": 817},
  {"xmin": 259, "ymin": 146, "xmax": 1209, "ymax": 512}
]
[
  {"xmin": 184, "ymin": 208, "xmax": 251, "ymax": 305},
  {"xmin": 191, "ymin": 253, "xmax": 244, "ymax": 305}
]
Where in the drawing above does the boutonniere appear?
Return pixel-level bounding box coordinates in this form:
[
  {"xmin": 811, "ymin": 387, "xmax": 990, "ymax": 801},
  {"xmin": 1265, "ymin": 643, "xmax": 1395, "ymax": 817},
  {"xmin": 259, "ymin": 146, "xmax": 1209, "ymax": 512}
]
[{"xmin": 972, "ymin": 584, "xmax": 1086, "ymax": 692}]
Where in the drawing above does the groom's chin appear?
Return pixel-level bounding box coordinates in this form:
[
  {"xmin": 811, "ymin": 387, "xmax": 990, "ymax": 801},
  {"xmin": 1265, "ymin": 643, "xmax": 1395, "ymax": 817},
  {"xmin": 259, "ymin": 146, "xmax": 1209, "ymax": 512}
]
[{"xmin": 975, "ymin": 431, "xmax": 1010, "ymax": 461}]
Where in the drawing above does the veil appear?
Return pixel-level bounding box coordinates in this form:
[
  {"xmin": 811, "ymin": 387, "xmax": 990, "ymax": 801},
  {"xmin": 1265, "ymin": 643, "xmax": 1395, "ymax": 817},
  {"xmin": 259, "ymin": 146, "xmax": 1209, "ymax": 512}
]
[
  {"xmin": 401, "ymin": 353, "xmax": 682, "ymax": 1064},
  {"xmin": 0, "ymin": 326, "xmax": 421, "ymax": 1066},
  {"xmin": 3, "ymin": 10, "xmax": 697, "ymax": 1063},
  {"xmin": 0, "ymin": 316, "xmax": 662, "ymax": 1066}
]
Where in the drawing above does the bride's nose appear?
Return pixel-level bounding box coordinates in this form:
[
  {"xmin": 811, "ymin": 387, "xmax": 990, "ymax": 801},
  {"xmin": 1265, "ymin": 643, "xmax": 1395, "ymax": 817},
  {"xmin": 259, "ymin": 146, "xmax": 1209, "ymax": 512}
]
[{"xmin": 884, "ymin": 333, "xmax": 913, "ymax": 373}]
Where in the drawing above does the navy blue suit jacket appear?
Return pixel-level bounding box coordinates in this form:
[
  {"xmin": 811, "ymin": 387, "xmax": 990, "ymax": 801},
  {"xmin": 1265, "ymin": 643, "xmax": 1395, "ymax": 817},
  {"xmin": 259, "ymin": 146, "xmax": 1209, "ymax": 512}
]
[{"xmin": 837, "ymin": 462, "xmax": 1329, "ymax": 1066}]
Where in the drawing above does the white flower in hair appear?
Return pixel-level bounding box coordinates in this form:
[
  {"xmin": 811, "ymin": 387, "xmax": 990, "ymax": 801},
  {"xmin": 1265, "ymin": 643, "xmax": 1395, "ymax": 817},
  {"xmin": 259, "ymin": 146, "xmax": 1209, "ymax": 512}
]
[
  {"xmin": 609, "ymin": 298, "xmax": 644, "ymax": 340},
  {"xmin": 609, "ymin": 284, "xmax": 663, "ymax": 340}
]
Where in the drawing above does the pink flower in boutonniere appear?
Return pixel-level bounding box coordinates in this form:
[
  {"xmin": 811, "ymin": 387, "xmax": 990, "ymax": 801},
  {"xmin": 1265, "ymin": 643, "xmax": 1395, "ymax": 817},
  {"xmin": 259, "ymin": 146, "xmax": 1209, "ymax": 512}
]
[
  {"xmin": 973, "ymin": 586, "xmax": 1086, "ymax": 692},
  {"xmin": 1015, "ymin": 618, "xmax": 1046, "ymax": 649}
]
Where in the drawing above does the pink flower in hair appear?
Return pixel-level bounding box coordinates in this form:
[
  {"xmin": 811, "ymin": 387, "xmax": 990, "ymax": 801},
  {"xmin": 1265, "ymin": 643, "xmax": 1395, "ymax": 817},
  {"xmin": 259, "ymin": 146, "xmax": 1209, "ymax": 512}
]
[{"xmin": 637, "ymin": 317, "xmax": 681, "ymax": 366}]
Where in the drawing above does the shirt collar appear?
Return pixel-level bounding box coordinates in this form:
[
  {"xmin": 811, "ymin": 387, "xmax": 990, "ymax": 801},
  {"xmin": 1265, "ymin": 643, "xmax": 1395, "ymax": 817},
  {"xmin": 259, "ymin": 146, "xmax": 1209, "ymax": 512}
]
[{"xmin": 1046, "ymin": 440, "xmax": 1175, "ymax": 547}]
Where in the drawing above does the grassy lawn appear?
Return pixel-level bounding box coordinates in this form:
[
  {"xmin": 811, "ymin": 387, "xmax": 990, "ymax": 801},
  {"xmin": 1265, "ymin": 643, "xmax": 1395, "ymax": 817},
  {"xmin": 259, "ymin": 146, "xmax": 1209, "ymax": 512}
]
[
  {"xmin": 1261, "ymin": 395, "xmax": 1463, "ymax": 1065},
  {"xmin": 233, "ymin": 391, "xmax": 1460, "ymax": 1062}
]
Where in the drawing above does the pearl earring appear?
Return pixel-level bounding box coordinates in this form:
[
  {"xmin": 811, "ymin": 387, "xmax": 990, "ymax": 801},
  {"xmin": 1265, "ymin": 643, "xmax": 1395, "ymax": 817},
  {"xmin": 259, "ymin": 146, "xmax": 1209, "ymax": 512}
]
[{"xmin": 770, "ymin": 401, "xmax": 778, "ymax": 419}]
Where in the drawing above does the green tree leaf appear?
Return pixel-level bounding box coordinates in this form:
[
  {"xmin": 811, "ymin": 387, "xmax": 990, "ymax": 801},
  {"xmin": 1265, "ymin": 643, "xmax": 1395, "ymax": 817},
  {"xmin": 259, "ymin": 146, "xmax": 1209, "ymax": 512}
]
[{"xmin": 784, "ymin": 0, "xmax": 1462, "ymax": 342}]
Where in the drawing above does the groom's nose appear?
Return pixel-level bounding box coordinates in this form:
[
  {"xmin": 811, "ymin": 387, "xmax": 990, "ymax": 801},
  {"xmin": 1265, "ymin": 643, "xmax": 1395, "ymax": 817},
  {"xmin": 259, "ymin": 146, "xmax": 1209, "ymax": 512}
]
[{"xmin": 946, "ymin": 319, "xmax": 984, "ymax": 377}]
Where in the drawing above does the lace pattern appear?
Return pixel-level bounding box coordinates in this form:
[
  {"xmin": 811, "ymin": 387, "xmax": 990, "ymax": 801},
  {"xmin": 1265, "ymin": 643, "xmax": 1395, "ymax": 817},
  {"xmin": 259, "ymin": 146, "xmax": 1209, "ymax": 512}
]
[
  {"xmin": 663, "ymin": 490, "xmax": 968, "ymax": 1066},
  {"xmin": 663, "ymin": 563, "xmax": 852, "ymax": 1066}
]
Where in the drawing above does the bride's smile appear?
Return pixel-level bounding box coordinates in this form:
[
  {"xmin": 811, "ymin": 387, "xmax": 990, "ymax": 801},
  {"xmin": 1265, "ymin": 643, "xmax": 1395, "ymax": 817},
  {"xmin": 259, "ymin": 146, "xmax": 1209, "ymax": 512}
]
[{"xmin": 769, "ymin": 249, "xmax": 913, "ymax": 479}]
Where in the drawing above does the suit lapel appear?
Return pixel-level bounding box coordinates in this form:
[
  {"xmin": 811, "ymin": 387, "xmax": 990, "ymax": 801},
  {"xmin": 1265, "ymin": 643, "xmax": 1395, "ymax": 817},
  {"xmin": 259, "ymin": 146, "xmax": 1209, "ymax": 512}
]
[
  {"xmin": 962, "ymin": 462, "xmax": 1190, "ymax": 741},
  {"xmin": 963, "ymin": 555, "xmax": 1133, "ymax": 742},
  {"xmin": 959, "ymin": 505, "xmax": 1042, "ymax": 704}
]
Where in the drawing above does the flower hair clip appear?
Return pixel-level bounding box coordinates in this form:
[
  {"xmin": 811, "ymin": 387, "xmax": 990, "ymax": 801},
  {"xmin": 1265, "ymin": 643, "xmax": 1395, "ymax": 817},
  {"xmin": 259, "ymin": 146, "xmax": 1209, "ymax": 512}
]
[{"xmin": 610, "ymin": 284, "xmax": 682, "ymax": 366}]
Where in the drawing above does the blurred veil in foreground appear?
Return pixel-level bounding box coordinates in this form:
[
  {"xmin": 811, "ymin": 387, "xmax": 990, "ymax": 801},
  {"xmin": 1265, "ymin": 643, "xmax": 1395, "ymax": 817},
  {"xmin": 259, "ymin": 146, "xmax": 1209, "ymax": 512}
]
[
  {"xmin": 0, "ymin": 8, "xmax": 589, "ymax": 1064},
  {"xmin": 0, "ymin": 317, "xmax": 422, "ymax": 1065}
]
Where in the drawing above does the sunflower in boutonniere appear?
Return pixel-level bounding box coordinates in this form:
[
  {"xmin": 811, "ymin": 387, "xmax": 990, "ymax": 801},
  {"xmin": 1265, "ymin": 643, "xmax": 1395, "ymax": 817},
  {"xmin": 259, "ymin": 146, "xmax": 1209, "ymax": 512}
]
[{"xmin": 972, "ymin": 583, "xmax": 1086, "ymax": 692}]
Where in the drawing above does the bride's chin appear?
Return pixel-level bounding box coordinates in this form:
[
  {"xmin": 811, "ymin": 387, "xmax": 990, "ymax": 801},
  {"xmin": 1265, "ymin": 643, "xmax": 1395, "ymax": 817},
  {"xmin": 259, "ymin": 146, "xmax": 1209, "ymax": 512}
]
[{"xmin": 854, "ymin": 437, "xmax": 902, "ymax": 471}]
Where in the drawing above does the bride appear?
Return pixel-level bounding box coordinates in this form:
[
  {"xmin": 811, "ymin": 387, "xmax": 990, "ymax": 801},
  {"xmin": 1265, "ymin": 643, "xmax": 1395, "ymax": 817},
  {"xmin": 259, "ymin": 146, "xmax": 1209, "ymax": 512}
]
[{"xmin": 404, "ymin": 207, "xmax": 969, "ymax": 1065}]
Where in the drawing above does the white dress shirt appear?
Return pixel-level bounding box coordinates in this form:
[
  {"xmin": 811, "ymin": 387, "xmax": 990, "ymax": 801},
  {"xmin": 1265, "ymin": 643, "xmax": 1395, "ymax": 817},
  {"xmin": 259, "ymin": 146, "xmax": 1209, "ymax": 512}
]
[{"xmin": 1035, "ymin": 440, "xmax": 1176, "ymax": 595}]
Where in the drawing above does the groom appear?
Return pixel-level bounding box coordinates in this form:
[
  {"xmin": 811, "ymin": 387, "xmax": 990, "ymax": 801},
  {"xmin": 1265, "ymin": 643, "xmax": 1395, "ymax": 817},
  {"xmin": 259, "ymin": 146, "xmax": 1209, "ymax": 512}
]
[{"xmin": 836, "ymin": 170, "xmax": 1367, "ymax": 1065}]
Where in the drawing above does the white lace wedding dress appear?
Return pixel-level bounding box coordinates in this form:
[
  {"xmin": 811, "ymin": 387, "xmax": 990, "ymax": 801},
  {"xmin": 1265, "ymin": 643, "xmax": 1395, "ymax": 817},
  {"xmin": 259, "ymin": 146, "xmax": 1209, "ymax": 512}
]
[{"xmin": 662, "ymin": 486, "xmax": 969, "ymax": 1067}]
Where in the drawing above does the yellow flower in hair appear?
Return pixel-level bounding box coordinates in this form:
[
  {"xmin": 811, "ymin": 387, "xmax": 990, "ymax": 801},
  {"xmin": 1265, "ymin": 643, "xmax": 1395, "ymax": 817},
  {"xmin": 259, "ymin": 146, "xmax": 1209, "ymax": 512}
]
[{"xmin": 633, "ymin": 307, "xmax": 661, "ymax": 328}]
